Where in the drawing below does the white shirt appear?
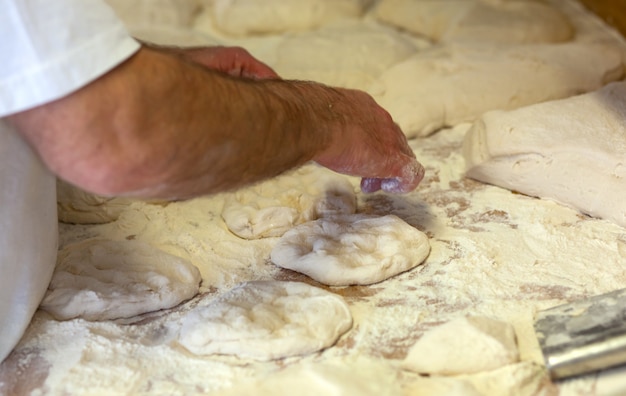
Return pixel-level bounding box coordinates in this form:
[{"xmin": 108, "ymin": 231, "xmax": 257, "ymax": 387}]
[{"xmin": 0, "ymin": 0, "xmax": 140, "ymax": 362}]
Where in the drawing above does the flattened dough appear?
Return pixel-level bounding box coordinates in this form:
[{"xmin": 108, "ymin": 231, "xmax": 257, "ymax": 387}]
[
  {"xmin": 273, "ymin": 21, "xmax": 419, "ymax": 90},
  {"xmin": 463, "ymin": 81, "xmax": 626, "ymax": 228},
  {"xmin": 401, "ymin": 316, "xmax": 519, "ymax": 375},
  {"xmin": 178, "ymin": 281, "xmax": 352, "ymax": 360},
  {"xmin": 207, "ymin": 0, "xmax": 367, "ymax": 37},
  {"xmin": 40, "ymin": 239, "xmax": 201, "ymax": 321},
  {"xmin": 57, "ymin": 179, "xmax": 136, "ymax": 224},
  {"xmin": 270, "ymin": 214, "xmax": 430, "ymax": 286},
  {"xmin": 374, "ymin": 0, "xmax": 572, "ymax": 44},
  {"xmin": 222, "ymin": 164, "xmax": 356, "ymax": 239},
  {"xmin": 371, "ymin": 42, "xmax": 623, "ymax": 137}
]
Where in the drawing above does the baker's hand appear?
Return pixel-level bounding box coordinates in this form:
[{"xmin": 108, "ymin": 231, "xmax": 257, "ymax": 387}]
[
  {"xmin": 178, "ymin": 46, "xmax": 279, "ymax": 80},
  {"xmin": 313, "ymin": 88, "xmax": 425, "ymax": 194}
]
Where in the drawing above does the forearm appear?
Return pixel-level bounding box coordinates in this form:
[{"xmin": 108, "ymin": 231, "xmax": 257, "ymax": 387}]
[{"xmin": 8, "ymin": 47, "xmax": 339, "ymax": 199}]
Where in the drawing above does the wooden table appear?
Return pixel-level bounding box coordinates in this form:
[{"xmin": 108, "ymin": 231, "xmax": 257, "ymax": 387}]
[{"xmin": 579, "ymin": 0, "xmax": 626, "ymax": 35}]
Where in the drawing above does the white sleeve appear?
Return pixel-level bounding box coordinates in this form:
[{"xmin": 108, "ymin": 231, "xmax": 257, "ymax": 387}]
[
  {"xmin": 0, "ymin": 0, "xmax": 139, "ymax": 362},
  {"xmin": 0, "ymin": 0, "xmax": 140, "ymax": 117}
]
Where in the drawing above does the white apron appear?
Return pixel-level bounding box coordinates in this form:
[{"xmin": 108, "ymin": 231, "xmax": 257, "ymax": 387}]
[
  {"xmin": 0, "ymin": 122, "xmax": 57, "ymax": 362},
  {"xmin": 0, "ymin": 0, "xmax": 139, "ymax": 362}
]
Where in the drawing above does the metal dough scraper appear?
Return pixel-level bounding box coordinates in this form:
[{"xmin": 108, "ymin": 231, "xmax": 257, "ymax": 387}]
[{"xmin": 534, "ymin": 288, "xmax": 626, "ymax": 380}]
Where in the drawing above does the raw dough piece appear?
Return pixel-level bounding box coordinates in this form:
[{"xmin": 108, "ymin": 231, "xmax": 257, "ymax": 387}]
[
  {"xmin": 178, "ymin": 281, "xmax": 352, "ymax": 360},
  {"xmin": 401, "ymin": 316, "xmax": 519, "ymax": 375},
  {"xmin": 273, "ymin": 21, "xmax": 420, "ymax": 90},
  {"xmin": 40, "ymin": 239, "xmax": 201, "ymax": 321},
  {"xmin": 213, "ymin": 356, "xmax": 402, "ymax": 396},
  {"xmin": 222, "ymin": 164, "xmax": 356, "ymax": 239},
  {"xmin": 270, "ymin": 214, "xmax": 430, "ymax": 286},
  {"xmin": 375, "ymin": 0, "xmax": 473, "ymax": 42},
  {"xmin": 374, "ymin": 0, "xmax": 573, "ymax": 44},
  {"xmin": 104, "ymin": 0, "xmax": 200, "ymax": 29},
  {"xmin": 206, "ymin": 0, "xmax": 367, "ymax": 37},
  {"xmin": 57, "ymin": 179, "xmax": 136, "ymax": 224},
  {"xmin": 463, "ymin": 81, "xmax": 626, "ymax": 228},
  {"xmin": 371, "ymin": 42, "xmax": 623, "ymax": 137}
]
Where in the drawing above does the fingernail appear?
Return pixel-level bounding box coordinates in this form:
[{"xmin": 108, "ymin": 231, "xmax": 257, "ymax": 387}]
[
  {"xmin": 382, "ymin": 178, "xmax": 417, "ymax": 194},
  {"xmin": 360, "ymin": 178, "xmax": 382, "ymax": 193},
  {"xmin": 381, "ymin": 161, "xmax": 426, "ymax": 194}
]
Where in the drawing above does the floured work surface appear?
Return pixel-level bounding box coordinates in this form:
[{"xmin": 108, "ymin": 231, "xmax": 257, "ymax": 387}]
[{"xmin": 3, "ymin": 0, "xmax": 626, "ymax": 395}]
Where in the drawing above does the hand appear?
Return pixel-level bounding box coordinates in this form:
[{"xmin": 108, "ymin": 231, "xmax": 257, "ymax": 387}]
[
  {"xmin": 10, "ymin": 45, "xmax": 422, "ymax": 199},
  {"xmin": 178, "ymin": 46, "xmax": 279, "ymax": 80},
  {"xmin": 312, "ymin": 88, "xmax": 425, "ymax": 194}
]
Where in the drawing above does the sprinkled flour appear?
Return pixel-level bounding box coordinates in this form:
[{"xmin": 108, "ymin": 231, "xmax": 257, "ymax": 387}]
[{"xmin": 2, "ymin": 1, "xmax": 626, "ymax": 395}]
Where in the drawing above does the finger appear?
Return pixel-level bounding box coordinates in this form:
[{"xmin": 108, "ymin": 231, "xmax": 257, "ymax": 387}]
[
  {"xmin": 362, "ymin": 158, "xmax": 425, "ymax": 194},
  {"xmin": 381, "ymin": 159, "xmax": 425, "ymax": 194},
  {"xmin": 360, "ymin": 177, "xmax": 383, "ymax": 193},
  {"xmin": 242, "ymin": 63, "xmax": 280, "ymax": 80},
  {"xmin": 226, "ymin": 47, "xmax": 279, "ymax": 80}
]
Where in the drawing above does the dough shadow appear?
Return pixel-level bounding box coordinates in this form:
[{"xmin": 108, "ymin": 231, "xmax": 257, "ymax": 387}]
[{"xmin": 358, "ymin": 192, "xmax": 436, "ymax": 235}]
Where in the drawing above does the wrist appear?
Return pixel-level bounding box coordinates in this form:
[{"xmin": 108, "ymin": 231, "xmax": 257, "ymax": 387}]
[{"xmin": 271, "ymin": 80, "xmax": 345, "ymax": 157}]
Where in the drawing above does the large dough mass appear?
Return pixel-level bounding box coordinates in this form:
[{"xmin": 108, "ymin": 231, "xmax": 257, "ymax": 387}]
[
  {"xmin": 40, "ymin": 239, "xmax": 201, "ymax": 321},
  {"xmin": 463, "ymin": 81, "xmax": 626, "ymax": 228},
  {"xmin": 270, "ymin": 214, "xmax": 430, "ymax": 286},
  {"xmin": 104, "ymin": 0, "xmax": 200, "ymax": 29},
  {"xmin": 374, "ymin": 0, "xmax": 573, "ymax": 44},
  {"xmin": 177, "ymin": 281, "xmax": 352, "ymax": 360},
  {"xmin": 206, "ymin": 0, "xmax": 367, "ymax": 36},
  {"xmin": 273, "ymin": 21, "xmax": 420, "ymax": 90},
  {"xmin": 372, "ymin": 42, "xmax": 623, "ymax": 137}
]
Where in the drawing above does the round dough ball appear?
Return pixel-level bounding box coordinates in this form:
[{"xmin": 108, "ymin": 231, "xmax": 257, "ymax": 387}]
[
  {"xmin": 374, "ymin": 0, "xmax": 573, "ymax": 44},
  {"xmin": 104, "ymin": 0, "xmax": 200, "ymax": 29},
  {"xmin": 446, "ymin": 1, "xmax": 573, "ymax": 44},
  {"xmin": 40, "ymin": 239, "xmax": 201, "ymax": 321},
  {"xmin": 208, "ymin": 0, "xmax": 367, "ymax": 37},
  {"xmin": 178, "ymin": 281, "xmax": 352, "ymax": 360},
  {"xmin": 401, "ymin": 316, "xmax": 519, "ymax": 375},
  {"xmin": 375, "ymin": 0, "xmax": 473, "ymax": 41},
  {"xmin": 273, "ymin": 21, "xmax": 418, "ymax": 90},
  {"xmin": 222, "ymin": 165, "xmax": 356, "ymax": 239},
  {"xmin": 270, "ymin": 214, "xmax": 430, "ymax": 286}
]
